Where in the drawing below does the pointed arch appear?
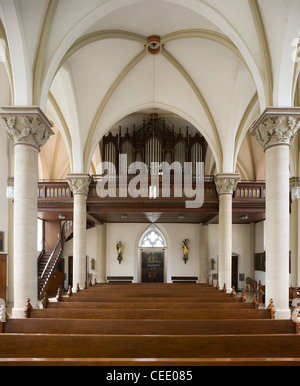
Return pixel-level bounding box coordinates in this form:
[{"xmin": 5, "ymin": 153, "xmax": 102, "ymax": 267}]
[{"xmin": 139, "ymin": 224, "xmax": 167, "ymax": 248}]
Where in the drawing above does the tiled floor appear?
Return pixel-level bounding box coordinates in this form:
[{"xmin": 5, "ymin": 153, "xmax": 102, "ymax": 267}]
[
  {"xmin": 236, "ymin": 289, "xmax": 265, "ymax": 307},
  {"xmin": 5, "ymin": 302, "xmax": 13, "ymax": 318}
]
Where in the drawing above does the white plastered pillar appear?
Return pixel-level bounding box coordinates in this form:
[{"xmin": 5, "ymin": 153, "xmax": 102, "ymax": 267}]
[
  {"xmin": 0, "ymin": 108, "xmax": 54, "ymax": 318},
  {"xmin": 290, "ymin": 177, "xmax": 299, "ymax": 287},
  {"xmin": 97, "ymin": 223, "xmax": 106, "ymax": 283},
  {"xmin": 199, "ymin": 224, "xmax": 208, "ymax": 283},
  {"xmin": 214, "ymin": 173, "xmax": 239, "ymax": 293},
  {"xmin": 252, "ymin": 109, "xmax": 300, "ymax": 319},
  {"xmin": 67, "ymin": 174, "xmax": 92, "ymax": 291}
]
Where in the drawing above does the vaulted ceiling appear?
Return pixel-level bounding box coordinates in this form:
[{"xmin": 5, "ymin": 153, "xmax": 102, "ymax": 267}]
[{"xmin": 0, "ymin": 0, "xmax": 300, "ymax": 182}]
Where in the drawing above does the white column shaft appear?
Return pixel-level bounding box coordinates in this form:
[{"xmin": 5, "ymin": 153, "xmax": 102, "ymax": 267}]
[
  {"xmin": 73, "ymin": 193, "xmax": 87, "ymax": 289},
  {"xmin": 13, "ymin": 144, "xmax": 39, "ymax": 317},
  {"xmin": 218, "ymin": 194, "xmax": 232, "ymax": 292},
  {"xmin": 97, "ymin": 224, "xmax": 107, "ymax": 283},
  {"xmin": 290, "ymin": 197, "xmax": 298, "ymax": 286},
  {"xmin": 265, "ymin": 145, "xmax": 290, "ymax": 319},
  {"xmin": 0, "ymin": 109, "xmax": 54, "ymax": 318},
  {"xmin": 199, "ymin": 224, "xmax": 208, "ymax": 283}
]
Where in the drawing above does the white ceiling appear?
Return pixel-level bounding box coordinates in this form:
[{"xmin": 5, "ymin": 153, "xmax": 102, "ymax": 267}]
[{"xmin": 0, "ymin": 0, "xmax": 300, "ymax": 181}]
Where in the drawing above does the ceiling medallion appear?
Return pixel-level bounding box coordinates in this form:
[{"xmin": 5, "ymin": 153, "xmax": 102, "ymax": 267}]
[{"xmin": 146, "ymin": 35, "xmax": 163, "ymax": 55}]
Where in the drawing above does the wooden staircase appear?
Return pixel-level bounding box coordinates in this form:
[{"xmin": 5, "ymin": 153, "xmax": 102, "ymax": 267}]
[{"xmin": 37, "ymin": 224, "xmax": 66, "ymax": 300}]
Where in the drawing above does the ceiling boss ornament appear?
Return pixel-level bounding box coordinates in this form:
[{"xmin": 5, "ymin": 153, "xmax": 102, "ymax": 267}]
[{"xmin": 145, "ymin": 35, "xmax": 163, "ymax": 55}]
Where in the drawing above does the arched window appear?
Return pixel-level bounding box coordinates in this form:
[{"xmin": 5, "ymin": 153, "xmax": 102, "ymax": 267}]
[{"xmin": 139, "ymin": 225, "xmax": 166, "ymax": 248}]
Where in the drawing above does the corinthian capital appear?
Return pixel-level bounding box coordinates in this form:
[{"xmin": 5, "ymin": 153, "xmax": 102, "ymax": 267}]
[
  {"xmin": 251, "ymin": 108, "xmax": 300, "ymax": 149},
  {"xmin": 0, "ymin": 107, "xmax": 54, "ymax": 149},
  {"xmin": 67, "ymin": 174, "xmax": 92, "ymax": 196},
  {"xmin": 214, "ymin": 173, "xmax": 240, "ymax": 196}
]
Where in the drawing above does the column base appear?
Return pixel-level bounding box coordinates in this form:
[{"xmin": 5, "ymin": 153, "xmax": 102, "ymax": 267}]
[
  {"xmin": 11, "ymin": 307, "xmax": 25, "ymax": 319},
  {"xmin": 274, "ymin": 308, "xmax": 291, "ymax": 320}
]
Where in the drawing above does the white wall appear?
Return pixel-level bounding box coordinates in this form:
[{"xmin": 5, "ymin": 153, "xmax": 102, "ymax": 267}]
[
  {"xmin": 105, "ymin": 223, "xmax": 202, "ymax": 283},
  {"xmin": 0, "ymin": 129, "xmax": 8, "ymax": 254},
  {"xmin": 62, "ymin": 221, "xmax": 253, "ymax": 289},
  {"xmin": 254, "ymin": 220, "xmax": 265, "ymax": 285},
  {"xmin": 62, "ymin": 224, "xmax": 107, "ymax": 287},
  {"xmin": 106, "ymin": 223, "xmax": 141, "ymax": 280},
  {"xmin": 207, "ymin": 223, "xmax": 251, "ymax": 290},
  {"xmin": 255, "ymin": 221, "xmax": 265, "ymax": 253},
  {"xmin": 254, "ymin": 220, "xmax": 293, "ymax": 287}
]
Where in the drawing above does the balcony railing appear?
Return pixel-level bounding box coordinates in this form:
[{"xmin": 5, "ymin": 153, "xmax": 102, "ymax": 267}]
[{"xmin": 38, "ymin": 176, "xmax": 265, "ymax": 205}]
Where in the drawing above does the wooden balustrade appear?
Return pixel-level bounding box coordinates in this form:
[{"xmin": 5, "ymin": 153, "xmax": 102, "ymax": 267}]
[
  {"xmin": 38, "ymin": 177, "xmax": 265, "ymax": 204},
  {"xmin": 38, "ymin": 180, "xmax": 72, "ymax": 200}
]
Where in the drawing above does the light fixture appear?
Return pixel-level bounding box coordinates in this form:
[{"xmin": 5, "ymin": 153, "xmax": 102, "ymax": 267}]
[
  {"xmin": 146, "ymin": 35, "xmax": 163, "ymax": 55},
  {"xmin": 178, "ymin": 214, "xmax": 185, "ymax": 220},
  {"xmin": 291, "ymin": 175, "xmax": 300, "ymax": 200},
  {"xmin": 292, "ymin": 186, "xmax": 300, "ymax": 200},
  {"xmin": 240, "ymin": 214, "xmax": 248, "ymax": 220},
  {"xmin": 149, "ymin": 185, "xmax": 157, "ymax": 199},
  {"xmin": 6, "ymin": 177, "xmax": 14, "ymax": 199},
  {"xmin": 121, "ymin": 214, "xmax": 128, "ymax": 219},
  {"xmin": 58, "ymin": 214, "xmax": 66, "ymax": 220}
]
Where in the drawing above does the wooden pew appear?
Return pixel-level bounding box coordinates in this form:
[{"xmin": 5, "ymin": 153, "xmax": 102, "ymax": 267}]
[
  {"xmin": 61, "ymin": 296, "xmax": 243, "ymax": 303},
  {"xmin": 78, "ymin": 281, "xmax": 231, "ymax": 290},
  {"xmin": 258, "ymin": 281, "xmax": 300, "ymax": 303},
  {"xmin": 60, "ymin": 295, "xmax": 245, "ymax": 303},
  {"xmin": 26, "ymin": 307, "xmax": 273, "ymax": 319},
  {"xmin": 289, "ymin": 287, "xmax": 300, "ymax": 299},
  {"xmin": 0, "ymin": 283, "xmax": 296, "ymax": 366},
  {"xmin": 46, "ymin": 301, "xmax": 256, "ymax": 310},
  {"xmin": 3, "ymin": 318, "xmax": 297, "ymax": 335},
  {"xmin": 78, "ymin": 284, "xmax": 221, "ymax": 292},
  {"xmin": 1, "ymin": 334, "xmax": 300, "ymax": 366},
  {"xmin": 95, "ymin": 282, "xmax": 212, "ymax": 287},
  {"xmin": 70, "ymin": 290, "xmax": 236, "ymax": 297},
  {"xmin": 73, "ymin": 285, "xmax": 229, "ymax": 295}
]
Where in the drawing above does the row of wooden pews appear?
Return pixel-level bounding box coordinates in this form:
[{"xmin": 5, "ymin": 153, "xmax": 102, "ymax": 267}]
[
  {"xmin": 0, "ymin": 281, "xmax": 300, "ymax": 366},
  {"xmin": 258, "ymin": 281, "xmax": 300, "ymax": 304}
]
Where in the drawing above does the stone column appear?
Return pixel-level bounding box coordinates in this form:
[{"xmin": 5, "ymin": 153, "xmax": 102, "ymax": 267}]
[
  {"xmin": 97, "ymin": 223, "xmax": 107, "ymax": 283},
  {"xmin": 249, "ymin": 222, "xmax": 255, "ymax": 280},
  {"xmin": 214, "ymin": 173, "xmax": 239, "ymax": 292},
  {"xmin": 290, "ymin": 177, "xmax": 299, "ymax": 287},
  {"xmin": 0, "ymin": 107, "xmax": 54, "ymax": 318},
  {"xmin": 67, "ymin": 173, "xmax": 92, "ymax": 290},
  {"xmin": 252, "ymin": 109, "xmax": 300, "ymax": 319},
  {"xmin": 199, "ymin": 224, "xmax": 208, "ymax": 283}
]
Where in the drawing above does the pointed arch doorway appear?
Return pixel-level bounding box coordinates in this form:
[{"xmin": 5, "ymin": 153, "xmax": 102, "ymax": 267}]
[{"xmin": 139, "ymin": 225, "xmax": 167, "ymax": 283}]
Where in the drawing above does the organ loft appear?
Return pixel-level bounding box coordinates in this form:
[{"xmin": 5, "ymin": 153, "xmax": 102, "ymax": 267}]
[{"xmin": 101, "ymin": 113, "xmax": 207, "ymax": 174}]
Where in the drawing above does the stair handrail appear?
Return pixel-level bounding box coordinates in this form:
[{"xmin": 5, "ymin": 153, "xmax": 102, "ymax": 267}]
[
  {"xmin": 37, "ymin": 249, "xmax": 45, "ymax": 264},
  {"xmin": 39, "ymin": 222, "xmax": 65, "ymax": 280}
]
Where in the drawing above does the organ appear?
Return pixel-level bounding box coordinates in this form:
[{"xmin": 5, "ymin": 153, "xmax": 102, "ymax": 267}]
[{"xmin": 101, "ymin": 114, "xmax": 207, "ymax": 175}]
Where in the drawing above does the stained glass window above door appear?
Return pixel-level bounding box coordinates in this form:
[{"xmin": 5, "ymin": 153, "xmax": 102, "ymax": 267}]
[{"xmin": 140, "ymin": 226, "xmax": 167, "ymax": 248}]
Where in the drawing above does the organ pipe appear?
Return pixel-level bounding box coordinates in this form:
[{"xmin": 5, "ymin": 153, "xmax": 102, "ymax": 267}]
[{"xmin": 102, "ymin": 116, "xmax": 206, "ymax": 175}]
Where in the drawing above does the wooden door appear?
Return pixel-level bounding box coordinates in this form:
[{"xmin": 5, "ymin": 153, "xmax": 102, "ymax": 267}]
[
  {"xmin": 141, "ymin": 250, "xmax": 164, "ymax": 283},
  {"xmin": 232, "ymin": 255, "xmax": 238, "ymax": 291},
  {"xmin": 0, "ymin": 254, "xmax": 7, "ymax": 302},
  {"xmin": 68, "ymin": 256, "xmax": 73, "ymax": 287}
]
